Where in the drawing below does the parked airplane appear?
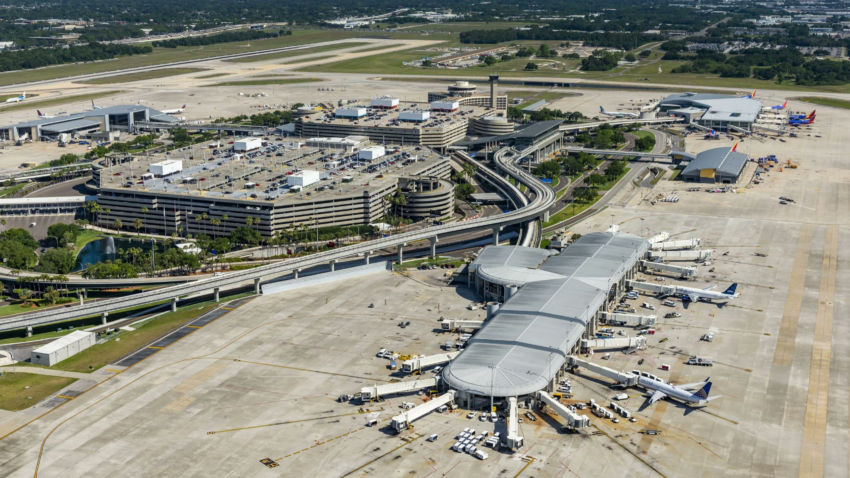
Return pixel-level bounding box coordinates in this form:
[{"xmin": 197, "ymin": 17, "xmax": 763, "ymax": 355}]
[
  {"xmin": 37, "ymin": 110, "xmax": 55, "ymax": 118},
  {"xmin": 599, "ymin": 106, "xmax": 638, "ymax": 118},
  {"xmin": 161, "ymin": 104, "xmax": 187, "ymax": 114},
  {"xmin": 790, "ymin": 110, "xmax": 814, "ymax": 120},
  {"xmin": 91, "ymin": 99, "xmax": 103, "ymax": 110},
  {"xmin": 5, "ymin": 92, "xmax": 26, "ymax": 103},
  {"xmin": 740, "ymin": 90, "xmax": 756, "ymax": 98},
  {"xmin": 770, "ymin": 100, "xmax": 788, "ymax": 110},
  {"xmin": 675, "ymin": 283, "xmax": 739, "ymax": 302},
  {"xmin": 789, "ymin": 115, "xmax": 815, "ymax": 125},
  {"xmin": 638, "ymin": 375, "xmax": 720, "ymax": 406}
]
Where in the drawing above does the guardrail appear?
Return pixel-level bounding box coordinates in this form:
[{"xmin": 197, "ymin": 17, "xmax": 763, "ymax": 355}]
[
  {"xmin": 0, "ymin": 164, "xmax": 90, "ymax": 181},
  {"xmin": 0, "ymin": 143, "xmax": 556, "ymax": 332},
  {"xmin": 133, "ymin": 122, "xmax": 271, "ymax": 134},
  {"xmin": 560, "ymin": 118, "xmax": 684, "ymax": 132}
]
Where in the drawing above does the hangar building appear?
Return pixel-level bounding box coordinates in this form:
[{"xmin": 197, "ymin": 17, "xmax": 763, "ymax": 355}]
[
  {"xmin": 0, "ymin": 105, "xmax": 180, "ymax": 141},
  {"xmin": 661, "ymin": 92, "xmax": 763, "ymax": 132},
  {"xmin": 680, "ymin": 146, "xmax": 749, "ymax": 184}
]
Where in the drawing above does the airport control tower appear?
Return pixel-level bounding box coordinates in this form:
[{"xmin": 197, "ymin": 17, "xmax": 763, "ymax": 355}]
[{"xmin": 489, "ymin": 75, "xmax": 499, "ymax": 109}]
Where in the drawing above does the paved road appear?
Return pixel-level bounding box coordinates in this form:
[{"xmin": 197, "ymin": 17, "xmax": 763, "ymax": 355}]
[{"xmin": 26, "ymin": 177, "xmax": 91, "ymax": 198}]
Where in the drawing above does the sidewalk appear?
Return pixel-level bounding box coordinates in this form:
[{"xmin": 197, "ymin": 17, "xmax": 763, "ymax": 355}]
[{"xmin": 0, "ymin": 365, "xmax": 110, "ymax": 383}]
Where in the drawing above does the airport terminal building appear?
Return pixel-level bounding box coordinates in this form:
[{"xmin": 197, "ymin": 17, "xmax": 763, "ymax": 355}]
[
  {"xmin": 662, "ymin": 92, "xmax": 763, "ymax": 132},
  {"xmin": 0, "ymin": 105, "xmax": 180, "ymax": 142},
  {"xmin": 445, "ymin": 232, "xmax": 649, "ymax": 407}
]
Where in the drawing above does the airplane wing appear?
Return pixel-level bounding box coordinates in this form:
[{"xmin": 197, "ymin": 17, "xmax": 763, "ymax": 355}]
[
  {"xmin": 676, "ymin": 381, "xmax": 709, "ymax": 390},
  {"xmin": 649, "ymin": 390, "xmax": 666, "ymax": 404},
  {"xmin": 702, "ymin": 285, "xmax": 717, "ymax": 291},
  {"xmin": 688, "ymin": 294, "xmax": 700, "ymax": 302}
]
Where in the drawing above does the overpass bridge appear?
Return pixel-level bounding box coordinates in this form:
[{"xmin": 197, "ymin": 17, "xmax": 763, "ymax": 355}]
[
  {"xmin": 0, "ymin": 164, "xmax": 90, "ymax": 182},
  {"xmin": 0, "ymin": 144, "xmax": 555, "ymax": 333},
  {"xmin": 559, "ymin": 117, "xmax": 684, "ymax": 133},
  {"xmin": 133, "ymin": 121, "xmax": 270, "ymax": 136}
]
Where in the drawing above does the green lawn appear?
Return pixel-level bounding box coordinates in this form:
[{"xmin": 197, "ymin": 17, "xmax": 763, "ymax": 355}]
[
  {"xmin": 225, "ymin": 41, "xmax": 370, "ymax": 63},
  {"xmin": 281, "ymin": 55, "xmax": 337, "ymax": 65},
  {"xmin": 796, "ymin": 96, "xmax": 850, "ymax": 109},
  {"xmin": 543, "ymin": 168, "xmax": 630, "ymax": 228},
  {"xmin": 195, "ymin": 72, "xmax": 232, "ymax": 79},
  {"xmin": 631, "ymin": 130, "xmax": 655, "ymax": 141},
  {"xmin": 0, "ymin": 372, "xmax": 76, "ymax": 411},
  {"xmin": 668, "ymin": 169, "xmax": 682, "ymax": 181},
  {"xmin": 74, "ymin": 229, "xmax": 105, "ymax": 254},
  {"xmin": 0, "ymin": 183, "xmax": 29, "ymax": 198},
  {"xmin": 650, "ymin": 170, "xmax": 667, "ymax": 185},
  {"xmin": 204, "ymin": 77, "xmax": 326, "ymax": 87},
  {"xmin": 79, "ymin": 68, "xmax": 206, "ymax": 85}
]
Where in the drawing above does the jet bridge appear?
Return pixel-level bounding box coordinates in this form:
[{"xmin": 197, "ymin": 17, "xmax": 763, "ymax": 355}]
[
  {"xmin": 401, "ymin": 351, "xmax": 460, "ymax": 374},
  {"xmin": 537, "ymin": 391, "xmax": 590, "ymax": 429},
  {"xmin": 649, "ymin": 238, "xmax": 701, "ymax": 251},
  {"xmin": 581, "ymin": 336, "xmax": 647, "ymax": 351},
  {"xmin": 602, "ymin": 312, "xmax": 657, "ymax": 326},
  {"xmin": 648, "ymin": 249, "xmax": 712, "ymax": 261},
  {"xmin": 391, "ymin": 390, "xmax": 455, "ymax": 432},
  {"xmin": 506, "ymin": 396, "xmax": 524, "ymax": 450},
  {"xmin": 647, "ymin": 232, "xmax": 670, "ymax": 244},
  {"xmin": 360, "ymin": 377, "xmax": 439, "ymax": 401},
  {"xmin": 566, "ymin": 356, "xmax": 638, "ymax": 387},
  {"xmin": 641, "ymin": 260, "xmax": 697, "ymax": 278},
  {"xmin": 626, "ymin": 280, "xmax": 677, "ymax": 296},
  {"xmin": 440, "ymin": 319, "xmax": 484, "ymax": 331}
]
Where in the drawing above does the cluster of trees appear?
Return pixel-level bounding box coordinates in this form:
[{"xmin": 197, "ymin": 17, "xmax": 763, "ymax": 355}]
[
  {"xmin": 574, "ymin": 124, "xmax": 627, "ymax": 149},
  {"xmin": 460, "ymin": 26, "xmax": 663, "ymax": 51},
  {"xmin": 214, "ymin": 110, "xmax": 293, "ymax": 126},
  {"xmin": 534, "ymin": 151, "xmax": 599, "ymax": 180},
  {"xmin": 151, "ymin": 29, "xmax": 286, "ymax": 48},
  {"xmin": 666, "ymin": 46, "xmax": 850, "ymax": 85},
  {"xmin": 82, "ymin": 133, "xmax": 162, "ymax": 159},
  {"xmin": 0, "ymin": 228, "xmax": 39, "ymax": 270},
  {"xmin": 506, "ymin": 107, "xmax": 586, "ymax": 123},
  {"xmin": 581, "ymin": 50, "xmax": 623, "ymax": 71},
  {"xmin": 0, "ymin": 42, "xmax": 152, "ymax": 73},
  {"xmin": 452, "ymin": 162, "xmax": 477, "ymax": 202},
  {"xmin": 635, "ymin": 134, "xmax": 657, "ymax": 152},
  {"xmin": 571, "ymin": 160, "xmax": 627, "ymax": 203}
]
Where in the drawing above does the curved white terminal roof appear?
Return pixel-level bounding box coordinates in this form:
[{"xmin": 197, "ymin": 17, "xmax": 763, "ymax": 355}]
[
  {"xmin": 470, "ymin": 246, "xmax": 558, "ymax": 287},
  {"xmin": 443, "ymin": 232, "xmax": 649, "ymax": 397}
]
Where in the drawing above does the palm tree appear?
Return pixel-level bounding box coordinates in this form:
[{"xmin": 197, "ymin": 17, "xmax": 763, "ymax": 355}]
[
  {"xmin": 112, "ymin": 218, "xmax": 122, "ymax": 232},
  {"xmin": 1, "ymin": 219, "xmax": 6, "ymax": 230},
  {"xmin": 194, "ymin": 215, "xmax": 202, "ymax": 236},
  {"xmin": 140, "ymin": 207, "xmax": 148, "ymax": 234},
  {"xmin": 44, "ymin": 286, "xmax": 59, "ymax": 305},
  {"xmin": 177, "ymin": 226, "xmax": 184, "ymax": 237},
  {"xmin": 133, "ymin": 219, "xmax": 143, "ymax": 236},
  {"xmin": 202, "ymin": 213, "xmax": 208, "ymax": 235}
]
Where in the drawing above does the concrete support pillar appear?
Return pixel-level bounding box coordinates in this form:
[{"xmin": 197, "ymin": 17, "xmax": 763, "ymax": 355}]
[
  {"xmin": 542, "ymin": 210, "xmax": 550, "ymax": 223},
  {"xmin": 365, "ymin": 252, "xmax": 371, "ymax": 265},
  {"xmin": 170, "ymin": 298, "xmax": 178, "ymax": 313},
  {"xmin": 293, "ymin": 269, "xmax": 299, "ymax": 279},
  {"xmin": 83, "ymin": 288, "xmax": 88, "ymax": 299},
  {"xmin": 101, "ymin": 312, "xmax": 108, "ymax": 325},
  {"xmin": 214, "ymin": 287, "xmax": 220, "ymax": 303},
  {"xmin": 26, "ymin": 325, "xmax": 32, "ymax": 337},
  {"xmin": 429, "ymin": 237, "xmax": 438, "ymax": 260},
  {"xmin": 78, "ymin": 292, "xmax": 84, "ymax": 306},
  {"xmin": 254, "ymin": 277, "xmax": 261, "ymax": 294},
  {"xmin": 492, "ymin": 227, "xmax": 500, "ymax": 246},
  {"xmin": 397, "ymin": 244, "xmax": 403, "ymax": 265},
  {"xmin": 330, "ymin": 260, "xmax": 336, "ymax": 272}
]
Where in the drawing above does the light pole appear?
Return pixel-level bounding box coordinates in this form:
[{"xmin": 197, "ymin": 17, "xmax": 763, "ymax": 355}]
[{"xmin": 640, "ymin": 218, "xmax": 645, "ymax": 238}]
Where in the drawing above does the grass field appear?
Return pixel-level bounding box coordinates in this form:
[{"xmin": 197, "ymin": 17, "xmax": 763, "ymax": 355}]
[
  {"xmin": 79, "ymin": 68, "xmax": 206, "ymax": 84},
  {"xmin": 0, "ymin": 29, "xmax": 451, "ymax": 87},
  {"xmin": 0, "ymin": 183, "xmax": 29, "ymax": 198},
  {"xmin": 796, "ymin": 96, "xmax": 850, "ymax": 109},
  {"xmin": 204, "ymin": 77, "xmax": 326, "ymax": 87},
  {"xmin": 543, "ymin": 168, "xmax": 630, "ymax": 228},
  {"xmin": 195, "ymin": 72, "xmax": 232, "ymax": 79},
  {"xmin": 650, "ymin": 170, "xmax": 667, "ymax": 185},
  {"xmin": 281, "ymin": 55, "xmax": 337, "ymax": 65},
  {"xmin": 0, "ymin": 372, "xmax": 76, "ymax": 411},
  {"xmin": 631, "ymin": 130, "xmax": 655, "ymax": 141},
  {"xmin": 0, "ymin": 90, "xmax": 122, "ymax": 114},
  {"xmin": 225, "ymin": 41, "xmax": 370, "ymax": 63}
]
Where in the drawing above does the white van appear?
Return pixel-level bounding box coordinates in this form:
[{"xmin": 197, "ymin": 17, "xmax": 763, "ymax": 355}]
[
  {"xmin": 427, "ymin": 434, "xmax": 438, "ymax": 442},
  {"xmin": 367, "ymin": 419, "xmax": 378, "ymax": 427},
  {"xmin": 29, "ymin": 222, "xmax": 36, "ymax": 228},
  {"xmin": 467, "ymin": 412, "xmax": 478, "ymax": 420},
  {"xmin": 475, "ymin": 450, "xmax": 489, "ymax": 460}
]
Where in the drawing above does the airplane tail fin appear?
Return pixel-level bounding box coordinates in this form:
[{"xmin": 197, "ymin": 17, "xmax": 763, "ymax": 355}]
[
  {"xmin": 807, "ymin": 110, "xmax": 816, "ymax": 119},
  {"xmin": 92, "ymin": 99, "xmax": 95, "ymax": 108},
  {"xmin": 695, "ymin": 381, "xmax": 712, "ymax": 400},
  {"xmin": 600, "ymin": 106, "xmax": 606, "ymax": 113},
  {"xmin": 751, "ymin": 90, "xmax": 756, "ymax": 98},
  {"xmin": 782, "ymin": 100, "xmax": 787, "ymax": 109},
  {"xmin": 182, "ymin": 104, "xmax": 186, "ymax": 109},
  {"xmin": 723, "ymin": 283, "xmax": 738, "ymax": 295},
  {"xmin": 37, "ymin": 110, "xmax": 42, "ymax": 116}
]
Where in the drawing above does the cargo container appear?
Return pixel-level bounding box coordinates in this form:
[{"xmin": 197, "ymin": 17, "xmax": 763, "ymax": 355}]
[
  {"xmin": 234, "ymin": 138, "xmax": 262, "ymax": 152},
  {"xmin": 149, "ymin": 159, "xmax": 182, "ymax": 177}
]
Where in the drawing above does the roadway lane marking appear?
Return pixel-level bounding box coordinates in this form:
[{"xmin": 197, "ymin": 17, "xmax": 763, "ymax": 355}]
[{"xmin": 799, "ymin": 225, "xmax": 838, "ymax": 478}]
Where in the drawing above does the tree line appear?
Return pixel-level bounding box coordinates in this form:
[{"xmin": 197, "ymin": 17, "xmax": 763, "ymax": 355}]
[
  {"xmin": 151, "ymin": 29, "xmax": 287, "ymax": 48},
  {"xmin": 460, "ymin": 26, "xmax": 664, "ymax": 50},
  {"xmin": 0, "ymin": 42, "xmax": 152, "ymax": 73}
]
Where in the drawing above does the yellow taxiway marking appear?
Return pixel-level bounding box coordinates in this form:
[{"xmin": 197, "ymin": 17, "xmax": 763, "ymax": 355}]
[
  {"xmin": 147, "ymin": 346, "xmax": 164, "ymax": 350},
  {"xmin": 104, "ymin": 369, "xmax": 122, "ymax": 373},
  {"xmin": 56, "ymin": 396, "xmax": 75, "ymax": 400},
  {"xmin": 187, "ymin": 325, "xmax": 202, "ymax": 329}
]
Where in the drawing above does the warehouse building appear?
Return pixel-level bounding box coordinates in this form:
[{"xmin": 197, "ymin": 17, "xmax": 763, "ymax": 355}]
[
  {"xmin": 444, "ymin": 231, "xmax": 649, "ymax": 407},
  {"xmin": 31, "ymin": 331, "xmax": 96, "ymax": 366},
  {"xmin": 0, "ymin": 105, "xmax": 181, "ymax": 141},
  {"xmin": 661, "ymin": 92, "xmax": 763, "ymax": 132},
  {"xmin": 680, "ymin": 146, "xmax": 749, "ymax": 184}
]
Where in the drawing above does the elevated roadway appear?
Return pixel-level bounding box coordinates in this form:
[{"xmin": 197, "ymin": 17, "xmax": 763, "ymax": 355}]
[
  {"xmin": 560, "ymin": 117, "xmax": 683, "ymax": 132},
  {"xmin": 0, "ymin": 144, "xmax": 555, "ymax": 332}
]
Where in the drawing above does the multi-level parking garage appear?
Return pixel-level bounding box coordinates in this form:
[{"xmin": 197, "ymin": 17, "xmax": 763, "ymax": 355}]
[
  {"xmin": 444, "ymin": 232, "xmax": 648, "ymax": 407},
  {"xmin": 0, "ymin": 144, "xmax": 555, "ymax": 333}
]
